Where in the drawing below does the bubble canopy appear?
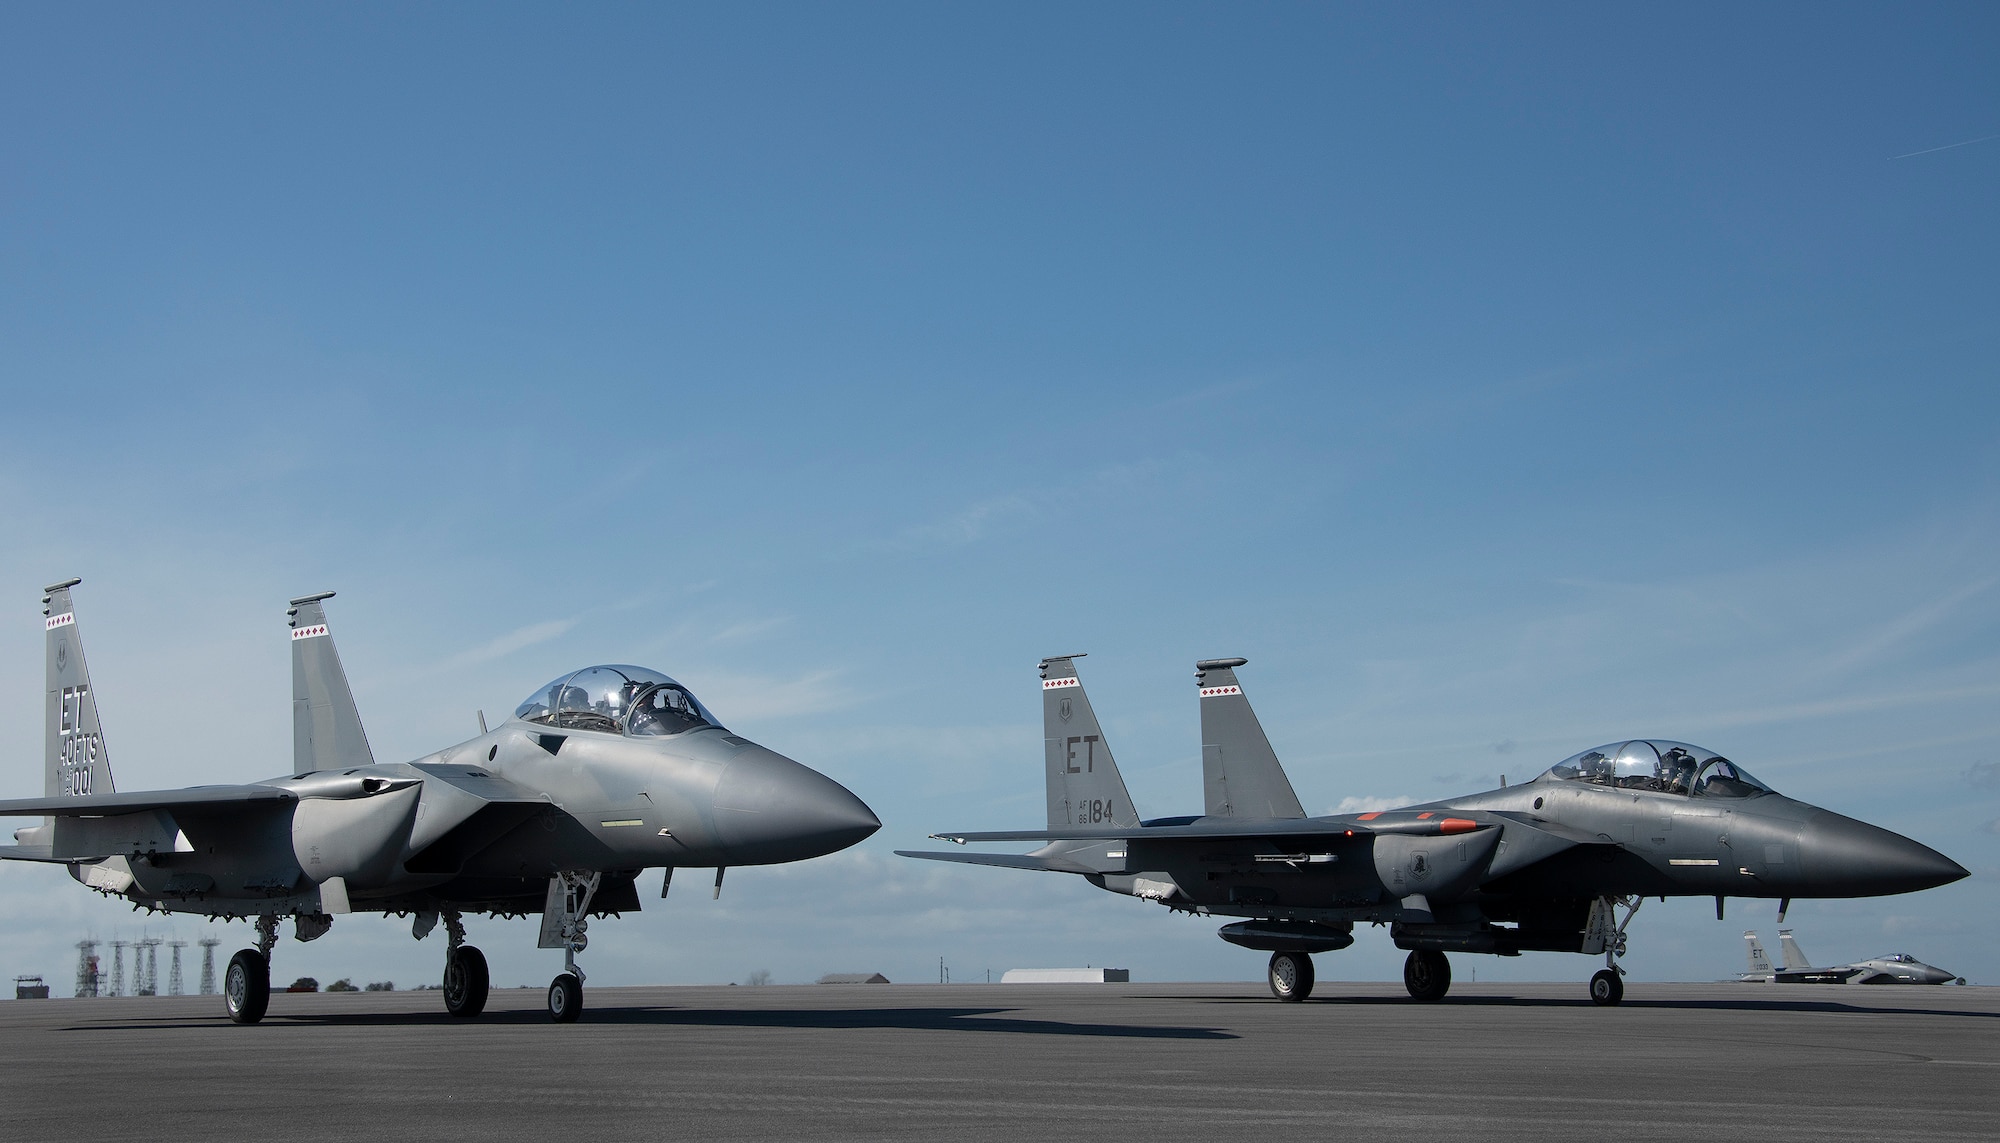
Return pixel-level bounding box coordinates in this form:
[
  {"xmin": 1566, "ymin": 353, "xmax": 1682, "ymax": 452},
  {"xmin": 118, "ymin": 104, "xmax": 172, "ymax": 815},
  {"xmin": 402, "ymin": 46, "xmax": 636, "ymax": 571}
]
[
  {"xmin": 514, "ymin": 665, "xmax": 722, "ymax": 737},
  {"xmin": 1537, "ymin": 740, "xmax": 1775, "ymax": 798}
]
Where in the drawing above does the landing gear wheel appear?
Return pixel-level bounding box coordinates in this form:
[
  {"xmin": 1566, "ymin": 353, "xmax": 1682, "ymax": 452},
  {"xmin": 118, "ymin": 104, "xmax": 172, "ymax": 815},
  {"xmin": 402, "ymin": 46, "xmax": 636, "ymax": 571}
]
[
  {"xmin": 1403, "ymin": 950, "xmax": 1451, "ymax": 1002},
  {"xmin": 1267, "ymin": 951, "xmax": 1315, "ymax": 1002},
  {"xmin": 443, "ymin": 946, "xmax": 490, "ymax": 1018},
  {"xmin": 225, "ymin": 949, "xmax": 270, "ymax": 1025},
  {"xmin": 1590, "ymin": 968, "xmax": 1624, "ymax": 1006},
  {"xmin": 548, "ymin": 972, "xmax": 583, "ymax": 1023}
]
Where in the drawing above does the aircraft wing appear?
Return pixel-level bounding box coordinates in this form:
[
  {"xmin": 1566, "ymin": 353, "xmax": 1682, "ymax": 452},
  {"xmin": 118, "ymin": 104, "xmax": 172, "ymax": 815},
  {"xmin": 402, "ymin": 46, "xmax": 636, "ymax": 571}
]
[
  {"xmin": 0, "ymin": 844, "xmax": 61, "ymax": 863},
  {"xmin": 929, "ymin": 814, "xmax": 1487, "ymax": 845},
  {"xmin": 895, "ymin": 849, "xmax": 1105, "ymax": 874},
  {"xmin": 0, "ymin": 786, "xmax": 295, "ymax": 817}
]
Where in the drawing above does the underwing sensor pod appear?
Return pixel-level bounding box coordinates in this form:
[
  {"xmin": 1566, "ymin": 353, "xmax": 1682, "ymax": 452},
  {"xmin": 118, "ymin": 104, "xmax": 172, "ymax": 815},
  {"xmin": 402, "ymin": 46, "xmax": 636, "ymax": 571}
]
[
  {"xmin": 1, "ymin": 581, "xmax": 878, "ymax": 1023},
  {"xmin": 899, "ymin": 655, "xmax": 1966, "ymax": 1005}
]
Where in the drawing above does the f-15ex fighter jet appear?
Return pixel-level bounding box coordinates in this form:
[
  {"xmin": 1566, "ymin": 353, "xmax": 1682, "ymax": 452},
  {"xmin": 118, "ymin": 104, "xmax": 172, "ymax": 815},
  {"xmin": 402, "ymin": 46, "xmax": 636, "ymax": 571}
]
[
  {"xmin": 1, "ymin": 581, "xmax": 878, "ymax": 1023},
  {"xmin": 899, "ymin": 655, "xmax": 1965, "ymax": 1006},
  {"xmin": 1740, "ymin": 929, "xmax": 1964, "ymax": 985}
]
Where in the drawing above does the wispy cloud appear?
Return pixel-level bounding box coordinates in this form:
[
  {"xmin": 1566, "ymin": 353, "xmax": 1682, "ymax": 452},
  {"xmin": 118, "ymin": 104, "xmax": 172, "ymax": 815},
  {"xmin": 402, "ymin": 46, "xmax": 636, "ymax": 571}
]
[
  {"xmin": 709, "ymin": 615, "xmax": 792, "ymax": 644},
  {"xmin": 1811, "ymin": 576, "xmax": 1998, "ymax": 678},
  {"xmin": 1890, "ymin": 132, "xmax": 2000, "ymax": 160},
  {"xmin": 693, "ymin": 668, "xmax": 856, "ymax": 723},
  {"xmin": 887, "ymin": 494, "xmax": 1036, "ymax": 552},
  {"xmin": 435, "ymin": 618, "xmax": 577, "ymax": 671}
]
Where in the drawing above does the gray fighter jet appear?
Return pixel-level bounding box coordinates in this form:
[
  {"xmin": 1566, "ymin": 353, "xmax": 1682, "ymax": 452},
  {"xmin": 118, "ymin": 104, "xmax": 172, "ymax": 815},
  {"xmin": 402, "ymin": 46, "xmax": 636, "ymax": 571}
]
[
  {"xmin": 0, "ymin": 581, "xmax": 878, "ymax": 1023},
  {"xmin": 899, "ymin": 655, "xmax": 1966, "ymax": 1005},
  {"xmin": 1740, "ymin": 929, "xmax": 1964, "ymax": 984}
]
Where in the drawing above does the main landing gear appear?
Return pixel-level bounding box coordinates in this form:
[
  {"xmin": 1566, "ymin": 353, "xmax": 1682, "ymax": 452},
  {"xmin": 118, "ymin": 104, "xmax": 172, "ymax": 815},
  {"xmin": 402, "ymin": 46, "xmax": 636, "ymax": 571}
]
[
  {"xmin": 440, "ymin": 910, "xmax": 489, "ymax": 1018},
  {"xmin": 1403, "ymin": 949, "xmax": 1451, "ymax": 1002},
  {"xmin": 1267, "ymin": 952, "xmax": 1315, "ymax": 1001},
  {"xmin": 224, "ymin": 915, "xmax": 279, "ymax": 1025},
  {"xmin": 544, "ymin": 870, "xmax": 601, "ymax": 1023}
]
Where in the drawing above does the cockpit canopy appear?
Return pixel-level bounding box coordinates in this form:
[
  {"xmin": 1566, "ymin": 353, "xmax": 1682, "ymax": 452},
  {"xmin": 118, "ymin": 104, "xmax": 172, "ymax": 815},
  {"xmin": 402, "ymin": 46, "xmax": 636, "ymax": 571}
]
[
  {"xmin": 514, "ymin": 665, "xmax": 722, "ymax": 737},
  {"xmin": 1536, "ymin": 740, "xmax": 1775, "ymax": 798}
]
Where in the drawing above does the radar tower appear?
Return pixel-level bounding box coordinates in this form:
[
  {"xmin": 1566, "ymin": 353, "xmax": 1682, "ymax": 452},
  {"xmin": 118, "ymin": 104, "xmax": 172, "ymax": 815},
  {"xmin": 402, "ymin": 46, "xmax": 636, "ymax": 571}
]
[{"xmin": 73, "ymin": 939, "xmax": 100, "ymax": 998}]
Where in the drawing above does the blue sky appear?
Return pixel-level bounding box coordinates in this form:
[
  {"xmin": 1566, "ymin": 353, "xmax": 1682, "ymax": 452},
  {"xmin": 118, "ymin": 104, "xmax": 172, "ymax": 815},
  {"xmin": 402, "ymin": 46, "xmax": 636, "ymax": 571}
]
[{"xmin": 2, "ymin": 3, "xmax": 1996, "ymax": 993}]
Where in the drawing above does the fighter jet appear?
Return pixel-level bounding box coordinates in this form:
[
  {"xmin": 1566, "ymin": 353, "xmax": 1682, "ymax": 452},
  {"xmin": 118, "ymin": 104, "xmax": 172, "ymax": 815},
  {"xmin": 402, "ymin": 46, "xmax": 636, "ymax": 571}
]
[
  {"xmin": 1740, "ymin": 929, "xmax": 1964, "ymax": 984},
  {"xmin": 898, "ymin": 655, "xmax": 1967, "ymax": 1006},
  {"xmin": 0, "ymin": 581, "xmax": 878, "ymax": 1023}
]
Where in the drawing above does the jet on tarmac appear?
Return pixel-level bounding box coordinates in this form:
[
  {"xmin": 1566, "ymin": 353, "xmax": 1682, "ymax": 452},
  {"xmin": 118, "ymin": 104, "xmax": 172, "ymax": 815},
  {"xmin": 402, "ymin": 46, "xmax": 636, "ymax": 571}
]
[
  {"xmin": 899, "ymin": 655, "xmax": 1967, "ymax": 1006},
  {"xmin": 1740, "ymin": 929, "xmax": 1964, "ymax": 984},
  {"xmin": 0, "ymin": 581, "xmax": 878, "ymax": 1023}
]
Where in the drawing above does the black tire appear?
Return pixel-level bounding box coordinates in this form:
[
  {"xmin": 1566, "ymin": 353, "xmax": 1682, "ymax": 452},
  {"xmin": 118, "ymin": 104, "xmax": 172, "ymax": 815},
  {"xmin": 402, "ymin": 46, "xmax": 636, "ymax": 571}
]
[
  {"xmin": 1267, "ymin": 951, "xmax": 1315, "ymax": 1002},
  {"xmin": 225, "ymin": 949, "xmax": 270, "ymax": 1025},
  {"xmin": 548, "ymin": 972, "xmax": 583, "ymax": 1023},
  {"xmin": 1590, "ymin": 968, "xmax": 1624, "ymax": 1006},
  {"xmin": 444, "ymin": 946, "xmax": 490, "ymax": 1018},
  {"xmin": 1403, "ymin": 950, "xmax": 1451, "ymax": 1002}
]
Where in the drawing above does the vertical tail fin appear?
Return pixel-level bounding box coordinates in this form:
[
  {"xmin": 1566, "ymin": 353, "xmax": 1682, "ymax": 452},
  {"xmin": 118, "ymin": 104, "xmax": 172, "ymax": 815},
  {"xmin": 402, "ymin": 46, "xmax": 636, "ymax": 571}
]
[
  {"xmin": 44, "ymin": 579, "xmax": 115, "ymax": 798},
  {"xmin": 288, "ymin": 592, "xmax": 375, "ymax": 776},
  {"xmin": 1744, "ymin": 931, "xmax": 1773, "ymax": 976},
  {"xmin": 1195, "ymin": 658, "xmax": 1304, "ymax": 819},
  {"xmin": 1777, "ymin": 928, "xmax": 1812, "ymax": 971},
  {"xmin": 1040, "ymin": 655, "xmax": 1140, "ymax": 830}
]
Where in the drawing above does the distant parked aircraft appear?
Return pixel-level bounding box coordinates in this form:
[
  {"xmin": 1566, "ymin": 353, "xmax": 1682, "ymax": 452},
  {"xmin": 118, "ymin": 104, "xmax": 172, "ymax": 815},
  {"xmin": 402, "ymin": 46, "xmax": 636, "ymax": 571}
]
[{"xmin": 1740, "ymin": 929, "xmax": 1963, "ymax": 984}]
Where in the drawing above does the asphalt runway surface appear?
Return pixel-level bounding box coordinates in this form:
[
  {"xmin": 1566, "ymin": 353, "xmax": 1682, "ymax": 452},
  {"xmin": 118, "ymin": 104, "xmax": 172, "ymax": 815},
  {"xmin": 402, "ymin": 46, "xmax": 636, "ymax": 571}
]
[{"xmin": 3, "ymin": 981, "xmax": 1994, "ymax": 1142}]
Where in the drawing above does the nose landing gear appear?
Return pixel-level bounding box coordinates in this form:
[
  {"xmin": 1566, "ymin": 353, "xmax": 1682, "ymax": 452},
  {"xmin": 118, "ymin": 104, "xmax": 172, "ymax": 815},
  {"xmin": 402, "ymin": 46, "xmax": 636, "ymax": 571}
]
[
  {"xmin": 1583, "ymin": 894, "xmax": 1642, "ymax": 1006},
  {"xmin": 542, "ymin": 870, "xmax": 601, "ymax": 1023}
]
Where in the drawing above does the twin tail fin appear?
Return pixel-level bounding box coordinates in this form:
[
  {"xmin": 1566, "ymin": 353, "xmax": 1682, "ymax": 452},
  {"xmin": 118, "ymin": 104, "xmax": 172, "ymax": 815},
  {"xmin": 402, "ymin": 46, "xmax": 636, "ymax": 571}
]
[
  {"xmin": 44, "ymin": 579, "xmax": 115, "ymax": 799},
  {"xmin": 289, "ymin": 592, "xmax": 375, "ymax": 776},
  {"xmin": 1195, "ymin": 658, "xmax": 1304, "ymax": 819},
  {"xmin": 1040, "ymin": 655, "xmax": 1141, "ymax": 830}
]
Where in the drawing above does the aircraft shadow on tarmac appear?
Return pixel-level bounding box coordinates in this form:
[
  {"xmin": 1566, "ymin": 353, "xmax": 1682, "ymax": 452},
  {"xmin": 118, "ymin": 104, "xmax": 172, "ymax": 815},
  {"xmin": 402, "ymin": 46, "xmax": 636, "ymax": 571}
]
[
  {"xmin": 64, "ymin": 1006, "xmax": 1238, "ymax": 1040},
  {"xmin": 1176, "ymin": 993, "xmax": 2000, "ymax": 1020}
]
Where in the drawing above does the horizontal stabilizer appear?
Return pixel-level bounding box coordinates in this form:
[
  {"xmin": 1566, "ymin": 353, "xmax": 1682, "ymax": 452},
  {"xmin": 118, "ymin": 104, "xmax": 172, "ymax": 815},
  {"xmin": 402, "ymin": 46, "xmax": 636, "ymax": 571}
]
[{"xmin": 894, "ymin": 849, "xmax": 1102, "ymax": 874}]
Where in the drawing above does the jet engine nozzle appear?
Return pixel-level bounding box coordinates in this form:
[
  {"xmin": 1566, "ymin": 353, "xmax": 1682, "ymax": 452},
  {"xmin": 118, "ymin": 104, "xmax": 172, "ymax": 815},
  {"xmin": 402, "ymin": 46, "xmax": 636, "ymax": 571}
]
[{"xmin": 1797, "ymin": 811, "xmax": 1968, "ymax": 897}]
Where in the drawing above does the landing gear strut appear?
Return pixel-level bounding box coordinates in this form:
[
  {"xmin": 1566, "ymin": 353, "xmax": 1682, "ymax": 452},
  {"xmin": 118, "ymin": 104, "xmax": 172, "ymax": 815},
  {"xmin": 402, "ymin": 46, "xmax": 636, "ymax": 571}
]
[
  {"xmin": 1403, "ymin": 949, "xmax": 1451, "ymax": 1002},
  {"xmin": 1583, "ymin": 895, "xmax": 1642, "ymax": 1006},
  {"xmin": 544, "ymin": 870, "xmax": 600, "ymax": 1023},
  {"xmin": 225, "ymin": 914, "xmax": 279, "ymax": 1024},
  {"xmin": 1267, "ymin": 951, "xmax": 1315, "ymax": 1002},
  {"xmin": 441, "ymin": 910, "xmax": 489, "ymax": 1018}
]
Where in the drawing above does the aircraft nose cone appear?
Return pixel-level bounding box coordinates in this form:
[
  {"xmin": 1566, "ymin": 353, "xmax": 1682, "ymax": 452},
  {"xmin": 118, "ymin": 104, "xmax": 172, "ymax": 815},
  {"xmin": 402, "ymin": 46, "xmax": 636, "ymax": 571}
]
[
  {"xmin": 713, "ymin": 749, "xmax": 879, "ymax": 863},
  {"xmin": 1798, "ymin": 811, "xmax": 1968, "ymax": 896}
]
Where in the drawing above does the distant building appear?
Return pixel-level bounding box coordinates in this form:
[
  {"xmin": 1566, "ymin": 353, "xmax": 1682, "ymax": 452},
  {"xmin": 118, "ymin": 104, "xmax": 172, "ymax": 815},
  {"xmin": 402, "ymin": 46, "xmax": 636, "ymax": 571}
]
[
  {"xmin": 817, "ymin": 973, "xmax": 890, "ymax": 984},
  {"xmin": 15, "ymin": 976, "xmax": 50, "ymax": 999},
  {"xmin": 1001, "ymin": 968, "xmax": 1130, "ymax": 984}
]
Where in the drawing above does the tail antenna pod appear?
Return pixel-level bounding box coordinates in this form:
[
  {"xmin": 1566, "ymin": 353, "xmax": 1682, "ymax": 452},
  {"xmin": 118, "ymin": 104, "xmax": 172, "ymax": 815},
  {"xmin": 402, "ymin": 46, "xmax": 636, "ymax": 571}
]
[{"xmin": 1038, "ymin": 653, "xmax": 1086, "ymax": 680}]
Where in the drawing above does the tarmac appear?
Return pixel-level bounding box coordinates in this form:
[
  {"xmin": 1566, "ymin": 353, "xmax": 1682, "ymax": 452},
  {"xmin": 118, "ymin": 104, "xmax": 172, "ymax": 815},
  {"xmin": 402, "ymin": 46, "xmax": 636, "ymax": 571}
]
[{"xmin": 2, "ymin": 981, "xmax": 1995, "ymax": 1142}]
